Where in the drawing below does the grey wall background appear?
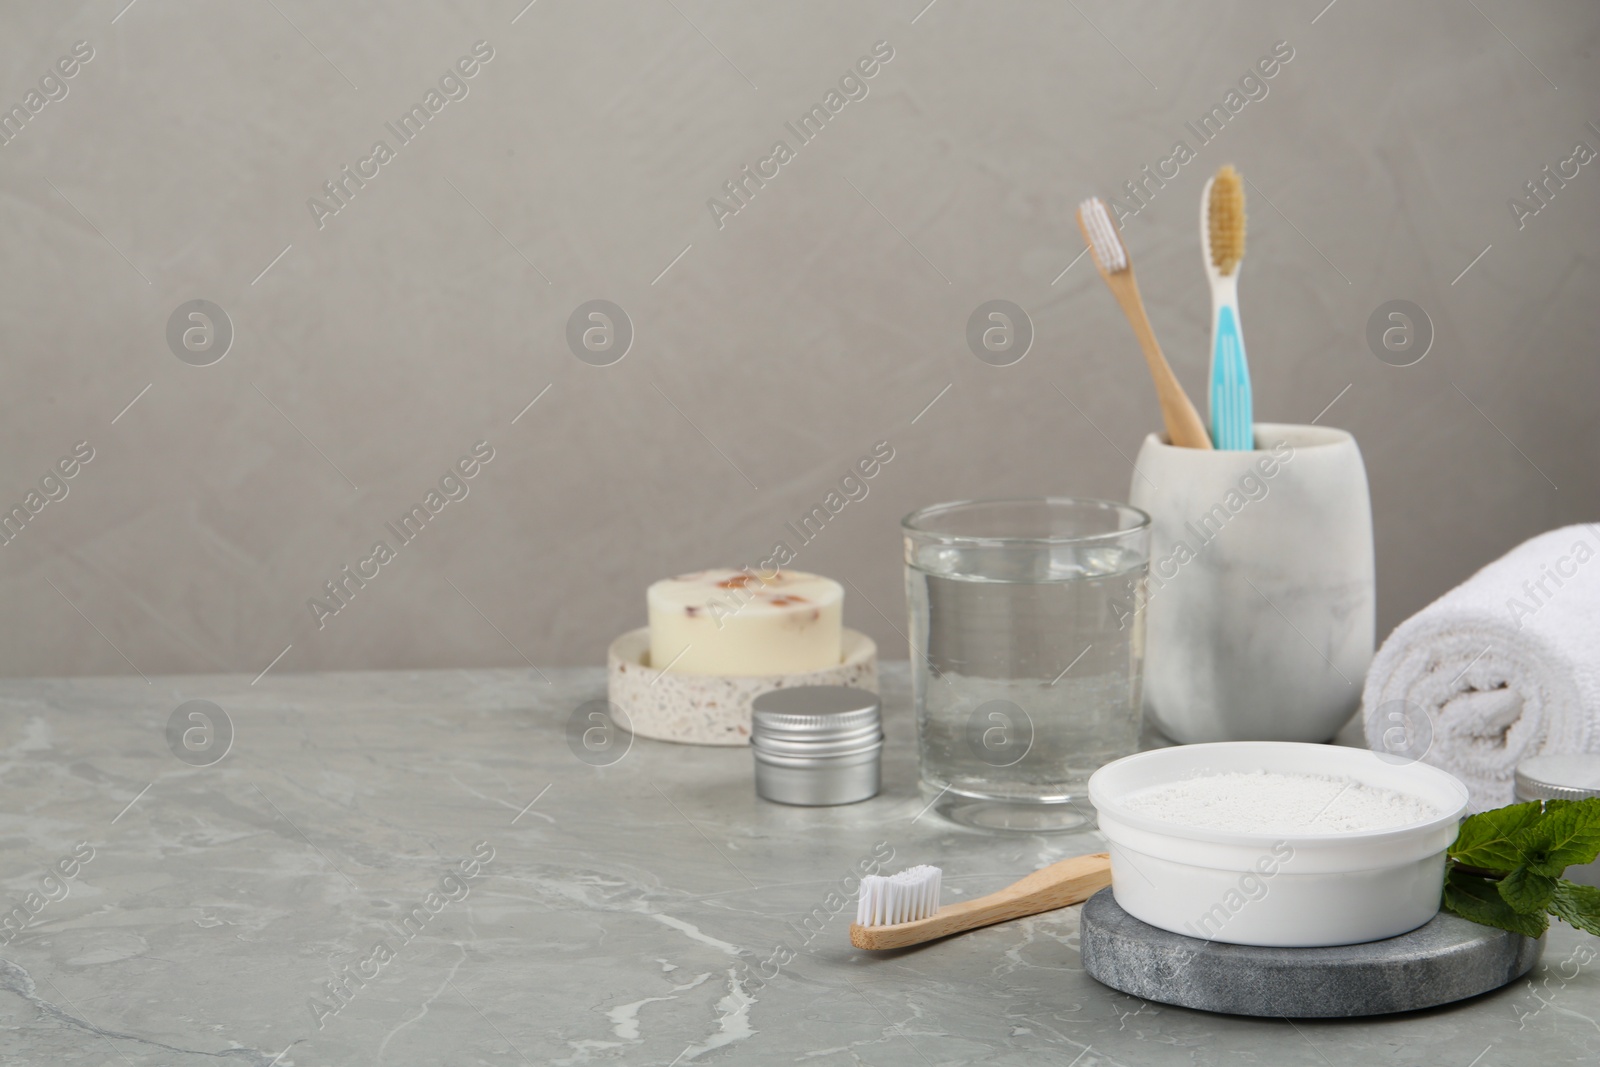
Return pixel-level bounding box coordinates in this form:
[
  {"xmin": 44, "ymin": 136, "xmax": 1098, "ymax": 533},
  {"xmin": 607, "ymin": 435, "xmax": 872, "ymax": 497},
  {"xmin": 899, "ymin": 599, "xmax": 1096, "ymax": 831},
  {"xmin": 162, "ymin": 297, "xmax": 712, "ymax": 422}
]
[{"xmin": 1, "ymin": 0, "xmax": 1596, "ymax": 679}]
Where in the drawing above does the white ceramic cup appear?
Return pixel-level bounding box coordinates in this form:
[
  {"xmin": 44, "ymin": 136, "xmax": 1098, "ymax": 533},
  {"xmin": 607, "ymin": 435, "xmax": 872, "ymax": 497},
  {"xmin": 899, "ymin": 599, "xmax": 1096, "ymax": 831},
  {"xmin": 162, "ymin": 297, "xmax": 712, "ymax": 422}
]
[
  {"xmin": 1089, "ymin": 742, "xmax": 1470, "ymax": 947},
  {"xmin": 1128, "ymin": 423, "xmax": 1375, "ymax": 744}
]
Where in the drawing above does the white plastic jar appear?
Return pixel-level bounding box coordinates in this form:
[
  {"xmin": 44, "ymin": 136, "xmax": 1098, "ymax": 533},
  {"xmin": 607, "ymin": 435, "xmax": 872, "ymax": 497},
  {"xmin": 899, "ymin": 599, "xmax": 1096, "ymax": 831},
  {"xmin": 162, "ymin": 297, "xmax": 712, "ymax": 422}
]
[
  {"xmin": 1088, "ymin": 742, "xmax": 1470, "ymax": 947},
  {"xmin": 1515, "ymin": 755, "xmax": 1600, "ymax": 888}
]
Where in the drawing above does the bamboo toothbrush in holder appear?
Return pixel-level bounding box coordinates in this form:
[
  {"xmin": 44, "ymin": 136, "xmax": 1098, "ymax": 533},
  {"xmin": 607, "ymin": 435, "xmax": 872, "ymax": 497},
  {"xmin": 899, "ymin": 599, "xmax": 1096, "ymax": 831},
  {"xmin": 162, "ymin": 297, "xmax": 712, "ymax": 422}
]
[
  {"xmin": 1202, "ymin": 165, "xmax": 1253, "ymax": 450},
  {"xmin": 849, "ymin": 853, "xmax": 1111, "ymax": 950},
  {"xmin": 1076, "ymin": 198, "xmax": 1212, "ymax": 449}
]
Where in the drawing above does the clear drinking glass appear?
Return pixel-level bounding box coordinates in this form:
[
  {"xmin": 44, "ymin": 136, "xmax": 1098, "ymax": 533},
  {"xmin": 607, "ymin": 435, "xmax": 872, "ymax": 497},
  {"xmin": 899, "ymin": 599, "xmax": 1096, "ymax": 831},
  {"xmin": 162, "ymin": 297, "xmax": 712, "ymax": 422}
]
[{"xmin": 903, "ymin": 498, "xmax": 1151, "ymax": 832}]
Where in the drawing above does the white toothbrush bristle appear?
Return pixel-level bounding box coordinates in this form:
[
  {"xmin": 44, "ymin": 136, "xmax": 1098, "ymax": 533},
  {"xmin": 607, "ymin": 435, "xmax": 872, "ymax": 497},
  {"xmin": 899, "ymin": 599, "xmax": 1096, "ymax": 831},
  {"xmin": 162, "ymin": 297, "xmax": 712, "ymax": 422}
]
[
  {"xmin": 854, "ymin": 864, "xmax": 942, "ymax": 927},
  {"xmin": 1078, "ymin": 197, "xmax": 1127, "ymax": 274}
]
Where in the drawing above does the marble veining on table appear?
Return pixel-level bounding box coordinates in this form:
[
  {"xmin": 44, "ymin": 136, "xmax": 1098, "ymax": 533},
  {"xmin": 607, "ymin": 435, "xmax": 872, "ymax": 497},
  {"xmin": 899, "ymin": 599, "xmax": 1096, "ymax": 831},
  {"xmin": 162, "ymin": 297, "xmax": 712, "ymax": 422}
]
[{"xmin": 0, "ymin": 664, "xmax": 1594, "ymax": 1066}]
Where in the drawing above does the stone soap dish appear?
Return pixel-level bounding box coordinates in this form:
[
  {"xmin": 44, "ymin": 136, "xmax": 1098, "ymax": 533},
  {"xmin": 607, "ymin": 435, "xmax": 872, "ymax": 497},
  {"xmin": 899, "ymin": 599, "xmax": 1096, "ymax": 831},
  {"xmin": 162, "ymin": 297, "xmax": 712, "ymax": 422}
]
[
  {"xmin": 1080, "ymin": 889, "xmax": 1543, "ymax": 1018},
  {"xmin": 606, "ymin": 627, "xmax": 877, "ymax": 746}
]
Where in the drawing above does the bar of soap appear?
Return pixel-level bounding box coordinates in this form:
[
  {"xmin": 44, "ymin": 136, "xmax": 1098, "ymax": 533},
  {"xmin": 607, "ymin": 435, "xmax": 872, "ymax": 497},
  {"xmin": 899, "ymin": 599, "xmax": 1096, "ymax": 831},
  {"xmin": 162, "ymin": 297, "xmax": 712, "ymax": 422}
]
[{"xmin": 648, "ymin": 569, "xmax": 843, "ymax": 676}]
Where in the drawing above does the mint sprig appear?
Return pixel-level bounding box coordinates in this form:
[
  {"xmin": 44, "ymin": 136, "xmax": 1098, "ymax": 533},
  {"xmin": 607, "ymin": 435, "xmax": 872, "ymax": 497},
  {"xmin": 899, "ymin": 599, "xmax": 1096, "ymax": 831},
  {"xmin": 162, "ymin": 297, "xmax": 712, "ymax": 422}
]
[{"xmin": 1441, "ymin": 796, "xmax": 1600, "ymax": 938}]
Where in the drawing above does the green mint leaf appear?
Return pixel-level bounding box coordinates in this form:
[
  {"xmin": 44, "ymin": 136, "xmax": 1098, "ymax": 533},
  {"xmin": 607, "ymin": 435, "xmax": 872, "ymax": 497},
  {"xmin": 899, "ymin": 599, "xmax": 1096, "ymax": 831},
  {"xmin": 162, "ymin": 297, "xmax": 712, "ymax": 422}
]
[
  {"xmin": 1497, "ymin": 865, "xmax": 1558, "ymax": 914},
  {"xmin": 1512, "ymin": 797, "xmax": 1600, "ymax": 875},
  {"xmin": 1442, "ymin": 868, "xmax": 1549, "ymax": 938},
  {"xmin": 1449, "ymin": 801, "xmax": 1544, "ymax": 871},
  {"xmin": 1549, "ymin": 880, "xmax": 1600, "ymax": 937}
]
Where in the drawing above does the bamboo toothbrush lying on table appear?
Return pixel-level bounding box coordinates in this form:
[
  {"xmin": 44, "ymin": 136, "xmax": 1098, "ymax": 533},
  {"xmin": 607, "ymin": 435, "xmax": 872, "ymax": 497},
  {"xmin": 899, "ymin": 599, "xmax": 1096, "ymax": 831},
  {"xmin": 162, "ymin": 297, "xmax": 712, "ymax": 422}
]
[
  {"xmin": 849, "ymin": 854, "xmax": 1111, "ymax": 950},
  {"xmin": 1076, "ymin": 197, "xmax": 1212, "ymax": 450}
]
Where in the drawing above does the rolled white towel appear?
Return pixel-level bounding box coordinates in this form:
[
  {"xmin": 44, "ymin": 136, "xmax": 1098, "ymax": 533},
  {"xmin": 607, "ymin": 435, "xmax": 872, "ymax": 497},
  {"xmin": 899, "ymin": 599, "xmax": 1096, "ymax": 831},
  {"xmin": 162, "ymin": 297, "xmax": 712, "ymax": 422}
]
[{"xmin": 1363, "ymin": 524, "xmax": 1600, "ymax": 809}]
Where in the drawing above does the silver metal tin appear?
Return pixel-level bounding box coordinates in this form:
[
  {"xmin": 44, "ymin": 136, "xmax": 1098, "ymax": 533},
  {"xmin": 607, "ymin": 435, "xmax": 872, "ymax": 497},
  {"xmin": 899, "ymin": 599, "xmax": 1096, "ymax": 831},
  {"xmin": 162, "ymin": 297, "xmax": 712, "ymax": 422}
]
[
  {"xmin": 751, "ymin": 686, "xmax": 882, "ymax": 806},
  {"xmin": 1514, "ymin": 754, "xmax": 1600, "ymax": 887}
]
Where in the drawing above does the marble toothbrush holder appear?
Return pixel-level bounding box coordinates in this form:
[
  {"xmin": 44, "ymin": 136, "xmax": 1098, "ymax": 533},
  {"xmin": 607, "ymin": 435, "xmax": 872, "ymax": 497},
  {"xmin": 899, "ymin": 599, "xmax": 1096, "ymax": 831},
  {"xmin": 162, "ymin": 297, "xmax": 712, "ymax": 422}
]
[{"xmin": 1127, "ymin": 423, "xmax": 1375, "ymax": 744}]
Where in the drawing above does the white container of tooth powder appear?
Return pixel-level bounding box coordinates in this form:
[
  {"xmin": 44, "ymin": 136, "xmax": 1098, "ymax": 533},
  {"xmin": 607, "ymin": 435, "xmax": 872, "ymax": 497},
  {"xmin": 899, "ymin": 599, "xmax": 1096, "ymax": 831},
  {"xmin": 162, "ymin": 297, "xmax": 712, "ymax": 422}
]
[{"xmin": 1088, "ymin": 742, "xmax": 1469, "ymax": 947}]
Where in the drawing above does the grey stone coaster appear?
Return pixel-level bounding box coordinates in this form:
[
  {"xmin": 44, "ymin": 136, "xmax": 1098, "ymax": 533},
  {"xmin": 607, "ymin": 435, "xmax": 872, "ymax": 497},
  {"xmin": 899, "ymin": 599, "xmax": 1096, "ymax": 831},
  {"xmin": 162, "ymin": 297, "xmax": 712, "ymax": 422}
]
[{"xmin": 1080, "ymin": 888, "xmax": 1544, "ymax": 1018}]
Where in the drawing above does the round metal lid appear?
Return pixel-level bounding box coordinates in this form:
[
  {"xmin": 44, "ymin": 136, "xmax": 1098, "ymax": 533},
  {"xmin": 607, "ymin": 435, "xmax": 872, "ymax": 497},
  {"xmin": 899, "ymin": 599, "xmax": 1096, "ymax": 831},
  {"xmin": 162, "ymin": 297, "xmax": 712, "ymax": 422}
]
[
  {"xmin": 1514, "ymin": 754, "xmax": 1600, "ymax": 802},
  {"xmin": 751, "ymin": 685, "xmax": 881, "ymax": 742}
]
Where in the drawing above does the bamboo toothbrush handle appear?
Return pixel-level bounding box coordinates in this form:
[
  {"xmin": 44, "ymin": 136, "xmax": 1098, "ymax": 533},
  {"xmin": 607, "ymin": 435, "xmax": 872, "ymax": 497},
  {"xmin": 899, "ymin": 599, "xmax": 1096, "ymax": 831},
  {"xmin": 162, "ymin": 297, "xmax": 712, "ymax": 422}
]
[
  {"xmin": 1106, "ymin": 272, "xmax": 1213, "ymax": 450},
  {"xmin": 849, "ymin": 853, "xmax": 1111, "ymax": 950}
]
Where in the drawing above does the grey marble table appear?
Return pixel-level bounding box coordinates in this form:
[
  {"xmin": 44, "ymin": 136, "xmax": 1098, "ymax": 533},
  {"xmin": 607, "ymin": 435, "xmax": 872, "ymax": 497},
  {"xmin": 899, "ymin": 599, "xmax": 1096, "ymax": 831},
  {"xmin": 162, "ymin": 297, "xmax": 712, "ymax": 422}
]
[{"xmin": 1, "ymin": 665, "xmax": 1595, "ymax": 1067}]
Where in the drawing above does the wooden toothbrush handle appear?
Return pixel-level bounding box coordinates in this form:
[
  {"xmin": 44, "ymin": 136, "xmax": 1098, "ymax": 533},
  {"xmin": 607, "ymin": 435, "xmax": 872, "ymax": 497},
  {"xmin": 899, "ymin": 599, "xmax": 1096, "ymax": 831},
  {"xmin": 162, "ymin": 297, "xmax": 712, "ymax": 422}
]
[
  {"xmin": 1108, "ymin": 273, "xmax": 1213, "ymax": 450},
  {"xmin": 849, "ymin": 853, "xmax": 1111, "ymax": 950}
]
